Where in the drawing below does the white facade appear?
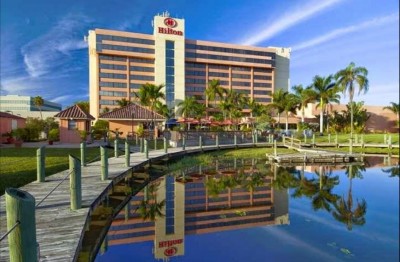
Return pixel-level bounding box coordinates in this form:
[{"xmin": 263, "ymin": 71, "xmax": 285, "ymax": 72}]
[
  {"xmin": 0, "ymin": 95, "xmax": 61, "ymax": 118},
  {"xmin": 153, "ymin": 13, "xmax": 186, "ymax": 111}
]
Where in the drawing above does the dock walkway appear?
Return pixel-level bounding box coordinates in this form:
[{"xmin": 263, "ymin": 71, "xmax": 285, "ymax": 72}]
[{"xmin": 0, "ymin": 142, "xmax": 266, "ymax": 262}]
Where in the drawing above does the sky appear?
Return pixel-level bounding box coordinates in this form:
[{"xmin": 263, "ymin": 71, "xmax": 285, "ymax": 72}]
[{"xmin": 1, "ymin": 0, "xmax": 399, "ymax": 108}]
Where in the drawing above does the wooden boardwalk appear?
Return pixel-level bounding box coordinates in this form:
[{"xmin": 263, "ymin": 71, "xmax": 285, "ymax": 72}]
[
  {"xmin": 0, "ymin": 142, "xmax": 268, "ymax": 262},
  {"xmin": 267, "ymin": 151, "xmax": 363, "ymax": 165}
]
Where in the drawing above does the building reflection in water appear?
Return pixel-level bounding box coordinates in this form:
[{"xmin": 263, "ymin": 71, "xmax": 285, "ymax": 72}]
[{"xmin": 105, "ymin": 159, "xmax": 289, "ymax": 260}]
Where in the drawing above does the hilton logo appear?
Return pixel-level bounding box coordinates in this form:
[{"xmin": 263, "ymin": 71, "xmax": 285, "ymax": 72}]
[
  {"xmin": 164, "ymin": 18, "xmax": 177, "ymax": 28},
  {"xmin": 164, "ymin": 247, "xmax": 177, "ymax": 257},
  {"xmin": 158, "ymin": 17, "xmax": 183, "ymax": 36}
]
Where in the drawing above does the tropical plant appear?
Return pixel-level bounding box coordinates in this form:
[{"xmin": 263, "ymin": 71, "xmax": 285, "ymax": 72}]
[
  {"xmin": 205, "ymin": 79, "xmax": 225, "ymax": 115},
  {"xmin": 269, "ymin": 89, "xmax": 287, "ymax": 129},
  {"xmin": 282, "ymin": 93, "xmax": 300, "ymax": 132},
  {"xmin": 137, "ymin": 182, "xmax": 165, "ymax": 221},
  {"xmin": 383, "ymin": 102, "xmax": 400, "ymax": 126},
  {"xmin": 335, "ymin": 62, "xmax": 369, "ymax": 140},
  {"xmin": 136, "ymin": 83, "xmax": 166, "ymax": 134},
  {"xmin": 311, "ymin": 166, "xmax": 339, "ymax": 212},
  {"xmin": 115, "ymin": 98, "xmax": 131, "ymax": 108},
  {"xmin": 382, "ymin": 166, "xmax": 399, "ymax": 178},
  {"xmin": 33, "ymin": 96, "xmax": 44, "ymax": 120},
  {"xmin": 292, "ymin": 85, "xmax": 317, "ymax": 123},
  {"xmin": 74, "ymin": 101, "xmax": 90, "ymax": 113},
  {"xmin": 311, "ymin": 75, "xmax": 340, "ymax": 134},
  {"xmin": 48, "ymin": 128, "xmax": 59, "ymax": 142},
  {"xmin": 332, "ymin": 164, "xmax": 367, "ymax": 231},
  {"xmin": 177, "ymin": 96, "xmax": 200, "ymax": 118}
]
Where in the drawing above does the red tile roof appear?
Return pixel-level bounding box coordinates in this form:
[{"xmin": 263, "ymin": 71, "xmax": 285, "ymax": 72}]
[
  {"xmin": 0, "ymin": 112, "xmax": 25, "ymax": 120},
  {"xmin": 99, "ymin": 103, "xmax": 165, "ymax": 121},
  {"xmin": 54, "ymin": 105, "xmax": 95, "ymax": 120}
]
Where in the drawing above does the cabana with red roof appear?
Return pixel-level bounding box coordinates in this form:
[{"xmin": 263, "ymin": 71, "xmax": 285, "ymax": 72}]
[
  {"xmin": 99, "ymin": 103, "xmax": 165, "ymax": 138},
  {"xmin": 54, "ymin": 105, "xmax": 95, "ymax": 143}
]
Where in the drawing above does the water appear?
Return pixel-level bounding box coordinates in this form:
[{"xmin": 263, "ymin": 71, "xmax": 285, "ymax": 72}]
[{"xmin": 94, "ymin": 157, "xmax": 399, "ymax": 262}]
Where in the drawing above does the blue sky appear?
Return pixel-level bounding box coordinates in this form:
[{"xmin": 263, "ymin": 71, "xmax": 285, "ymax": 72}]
[{"xmin": 1, "ymin": 0, "xmax": 399, "ymax": 108}]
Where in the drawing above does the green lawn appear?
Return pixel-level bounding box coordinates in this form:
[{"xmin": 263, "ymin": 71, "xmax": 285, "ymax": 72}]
[
  {"xmin": 0, "ymin": 147, "xmax": 113, "ymax": 196},
  {"xmin": 309, "ymin": 133, "xmax": 399, "ymax": 144}
]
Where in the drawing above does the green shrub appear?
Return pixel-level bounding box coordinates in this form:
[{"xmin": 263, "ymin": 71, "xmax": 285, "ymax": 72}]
[{"xmin": 48, "ymin": 128, "xmax": 59, "ymax": 141}]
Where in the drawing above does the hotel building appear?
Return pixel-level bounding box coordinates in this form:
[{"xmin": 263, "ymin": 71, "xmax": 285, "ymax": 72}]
[{"xmin": 88, "ymin": 12, "xmax": 290, "ymax": 119}]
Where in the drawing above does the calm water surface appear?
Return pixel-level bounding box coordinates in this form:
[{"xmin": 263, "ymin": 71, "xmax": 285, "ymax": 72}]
[{"xmin": 95, "ymin": 157, "xmax": 399, "ymax": 262}]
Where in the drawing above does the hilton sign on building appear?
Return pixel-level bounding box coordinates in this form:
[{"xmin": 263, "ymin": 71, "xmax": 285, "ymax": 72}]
[{"xmin": 88, "ymin": 12, "xmax": 290, "ymax": 119}]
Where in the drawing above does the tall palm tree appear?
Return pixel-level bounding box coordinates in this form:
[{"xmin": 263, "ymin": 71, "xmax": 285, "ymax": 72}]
[
  {"xmin": 383, "ymin": 102, "xmax": 400, "ymax": 126},
  {"xmin": 33, "ymin": 96, "xmax": 44, "ymax": 120},
  {"xmin": 137, "ymin": 83, "xmax": 166, "ymax": 134},
  {"xmin": 205, "ymin": 79, "xmax": 225, "ymax": 116},
  {"xmin": 311, "ymin": 75, "xmax": 339, "ymax": 135},
  {"xmin": 177, "ymin": 96, "xmax": 199, "ymax": 118},
  {"xmin": 292, "ymin": 85, "xmax": 317, "ymax": 123},
  {"xmin": 335, "ymin": 62, "xmax": 369, "ymax": 140},
  {"xmin": 283, "ymin": 93, "xmax": 300, "ymax": 132},
  {"xmin": 270, "ymin": 89, "xmax": 287, "ymax": 130},
  {"xmin": 332, "ymin": 164, "xmax": 367, "ymax": 231}
]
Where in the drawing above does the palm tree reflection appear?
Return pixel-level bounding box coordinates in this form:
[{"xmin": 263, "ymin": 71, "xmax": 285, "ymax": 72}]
[
  {"xmin": 311, "ymin": 166, "xmax": 339, "ymax": 212},
  {"xmin": 332, "ymin": 164, "xmax": 367, "ymax": 231},
  {"xmin": 137, "ymin": 182, "xmax": 166, "ymax": 221},
  {"xmin": 382, "ymin": 165, "xmax": 400, "ymax": 178}
]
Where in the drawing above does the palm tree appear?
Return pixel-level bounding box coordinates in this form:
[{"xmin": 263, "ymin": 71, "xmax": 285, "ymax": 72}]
[
  {"xmin": 282, "ymin": 93, "xmax": 300, "ymax": 132},
  {"xmin": 115, "ymin": 98, "xmax": 131, "ymax": 108},
  {"xmin": 292, "ymin": 85, "xmax": 317, "ymax": 123},
  {"xmin": 177, "ymin": 96, "xmax": 199, "ymax": 118},
  {"xmin": 335, "ymin": 62, "xmax": 369, "ymax": 141},
  {"xmin": 74, "ymin": 101, "xmax": 90, "ymax": 113},
  {"xmin": 137, "ymin": 83, "xmax": 166, "ymax": 135},
  {"xmin": 383, "ymin": 102, "xmax": 400, "ymax": 126},
  {"xmin": 270, "ymin": 89, "xmax": 287, "ymax": 130},
  {"xmin": 332, "ymin": 164, "xmax": 367, "ymax": 231},
  {"xmin": 205, "ymin": 79, "xmax": 225, "ymax": 116},
  {"xmin": 33, "ymin": 96, "xmax": 44, "ymax": 120},
  {"xmin": 311, "ymin": 75, "xmax": 339, "ymax": 135}
]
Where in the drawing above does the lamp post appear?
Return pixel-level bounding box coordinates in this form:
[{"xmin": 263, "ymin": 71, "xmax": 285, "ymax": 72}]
[{"xmin": 131, "ymin": 110, "xmax": 135, "ymax": 141}]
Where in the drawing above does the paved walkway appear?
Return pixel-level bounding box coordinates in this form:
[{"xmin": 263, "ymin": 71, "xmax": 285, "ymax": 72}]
[{"xmin": 0, "ymin": 142, "xmax": 269, "ymax": 261}]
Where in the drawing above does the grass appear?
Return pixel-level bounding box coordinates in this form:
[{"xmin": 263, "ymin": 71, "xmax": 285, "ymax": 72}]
[
  {"xmin": 308, "ymin": 133, "xmax": 399, "ymax": 144},
  {"xmin": 0, "ymin": 147, "xmax": 113, "ymax": 196}
]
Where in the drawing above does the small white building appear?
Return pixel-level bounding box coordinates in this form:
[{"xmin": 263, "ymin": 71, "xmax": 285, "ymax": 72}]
[{"xmin": 0, "ymin": 95, "xmax": 62, "ymax": 119}]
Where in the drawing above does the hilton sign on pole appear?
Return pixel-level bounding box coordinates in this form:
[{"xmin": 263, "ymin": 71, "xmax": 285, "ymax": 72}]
[{"xmin": 158, "ymin": 18, "xmax": 183, "ymax": 36}]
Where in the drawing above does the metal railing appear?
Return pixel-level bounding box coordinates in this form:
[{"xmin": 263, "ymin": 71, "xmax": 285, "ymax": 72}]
[
  {"xmin": 35, "ymin": 169, "xmax": 75, "ymax": 208},
  {"xmin": 0, "ymin": 221, "xmax": 20, "ymax": 242}
]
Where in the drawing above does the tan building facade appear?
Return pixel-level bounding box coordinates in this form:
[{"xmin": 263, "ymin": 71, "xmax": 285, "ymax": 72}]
[
  {"xmin": 88, "ymin": 13, "xmax": 290, "ymax": 119},
  {"xmin": 300, "ymin": 103, "xmax": 399, "ymax": 133}
]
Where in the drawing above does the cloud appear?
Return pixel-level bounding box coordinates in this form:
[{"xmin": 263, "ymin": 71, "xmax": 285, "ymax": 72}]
[
  {"xmin": 292, "ymin": 13, "xmax": 399, "ymax": 51},
  {"xmin": 21, "ymin": 13, "xmax": 91, "ymax": 78},
  {"xmin": 51, "ymin": 95, "xmax": 75, "ymax": 103},
  {"xmin": 261, "ymin": 227, "xmax": 339, "ymax": 261},
  {"xmin": 240, "ymin": 0, "xmax": 343, "ymax": 45}
]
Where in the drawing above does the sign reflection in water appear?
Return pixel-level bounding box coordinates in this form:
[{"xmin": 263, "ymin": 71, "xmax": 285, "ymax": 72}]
[{"xmin": 105, "ymin": 159, "xmax": 289, "ymax": 260}]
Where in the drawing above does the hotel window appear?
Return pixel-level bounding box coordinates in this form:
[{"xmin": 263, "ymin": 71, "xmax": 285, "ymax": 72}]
[
  {"xmin": 68, "ymin": 120, "xmax": 77, "ymax": 130},
  {"xmin": 165, "ymin": 40, "xmax": 175, "ymax": 109},
  {"xmin": 165, "ymin": 175, "xmax": 175, "ymax": 235}
]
